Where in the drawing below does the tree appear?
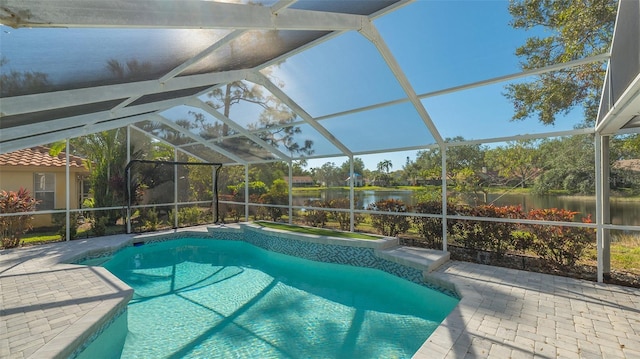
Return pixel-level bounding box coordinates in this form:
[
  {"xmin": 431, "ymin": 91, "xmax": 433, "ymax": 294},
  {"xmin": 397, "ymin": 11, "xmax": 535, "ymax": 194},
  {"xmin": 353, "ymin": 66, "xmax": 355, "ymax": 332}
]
[
  {"xmin": 415, "ymin": 148, "xmax": 442, "ymax": 180},
  {"xmin": 533, "ymin": 135, "xmax": 595, "ymax": 195},
  {"xmin": 51, "ymin": 129, "xmax": 131, "ymax": 225},
  {"xmin": 105, "ymin": 58, "xmax": 153, "ymax": 80},
  {"xmin": 403, "ymin": 156, "xmax": 421, "ymax": 186},
  {"xmin": 338, "ymin": 158, "xmax": 366, "ymax": 181},
  {"xmin": 260, "ymin": 179, "xmax": 289, "ymax": 221},
  {"xmin": 377, "ymin": 159, "xmax": 393, "ymax": 174},
  {"xmin": 485, "ymin": 140, "xmax": 542, "ymax": 187},
  {"xmin": 505, "ymin": 0, "xmax": 617, "ymax": 125},
  {"xmin": 204, "ymin": 79, "xmax": 314, "ymax": 157},
  {"xmin": 374, "ymin": 159, "xmax": 394, "ymax": 186},
  {"xmin": 313, "ymin": 162, "xmax": 341, "ymax": 187},
  {"xmin": 414, "ymin": 137, "xmax": 486, "ymax": 184},
  {"xmin": 0, "ymin": 56, "xmax": 50, "ymax": 96}
]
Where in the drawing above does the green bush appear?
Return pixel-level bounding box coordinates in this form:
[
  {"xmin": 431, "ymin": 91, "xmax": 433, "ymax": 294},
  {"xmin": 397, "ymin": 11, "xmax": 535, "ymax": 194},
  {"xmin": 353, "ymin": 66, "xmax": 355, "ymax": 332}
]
[
  {"xmin": 329, "ymin": 197, "xmax": 363, "ymax": 231},
  {"xmin": 0, "ymin": 188, "xmax": 39, "ymax": 248},
  {"xmin": 411, "ymin": 200, "xmax": 458, "ymax": 249},
  {"xmin": 258, "ymin": 179, "xmax": 289, "ymax": 222},
  {"xmin": 52, "ymin": 211, "xmax": 79, "ymax": 240},
  {"xmin": 302, "ymin": 199, "xmax": 328, "ymax": 227},
  {"xmin": 178, "ymin": 207, "xmax": 201, "ymax": 226},
  {"xmin": 367, "ymin": 199, "xmax": 410, "ymax": 237},
  {"xmin": 526, "ymin": 209, "xmax": 595, "ymax": 267},
  {"xmin": 453, "ymin": 205, "xmax": 524, "ymax": 258},
  {"xmin": 92, "ymin": 216, "xmax": 108, "ymax": 237},
  {"xmin": 143, "ymin": 208, "xmax": 160, "ymax": 231}
]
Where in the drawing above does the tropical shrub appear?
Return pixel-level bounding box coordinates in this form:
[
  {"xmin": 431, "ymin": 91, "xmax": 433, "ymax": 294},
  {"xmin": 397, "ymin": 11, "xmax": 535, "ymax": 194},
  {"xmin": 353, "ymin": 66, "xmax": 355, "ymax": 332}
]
[
  {"xmin": 259, "ymin": 179, "xmax": 289, "ymax": 221},
  {"xmin": 367, "ymin": 199, "xmax": 410, "ymax": 237},
  {"xmin": 178, "ymin": 207, "xmax": 201, "ymax": 226},
  {"xmin": 142, "ymin": 208, "xmax": 160, "ymax": 231},
  {"xmin": 526, "ymin": 209, "xmax": 595, "ymax": 267},
  {"xmin": 52, "ymin": 211, "xmax": 79, "ymax": 240},
  {"xmin": 454, "ymin": 205, "xmax": 525, "ymax": 258},
  {"xmin": 0, "ymin": 188, "xmax": 39, "ymax": 249},
  {"xmin": 411, "ymin": 200, "xmax": 459, "ymax": 249},
  {"xmin": 329, "ymin": 197, "xmax": 363, "ymax": 231},
  {"xmin": 302, "ymin": 199, "xmax": 328, "ymax": 227},
  {"xmin": 92, "ymin": 216, "xmax": 108, "ymax": 237}
]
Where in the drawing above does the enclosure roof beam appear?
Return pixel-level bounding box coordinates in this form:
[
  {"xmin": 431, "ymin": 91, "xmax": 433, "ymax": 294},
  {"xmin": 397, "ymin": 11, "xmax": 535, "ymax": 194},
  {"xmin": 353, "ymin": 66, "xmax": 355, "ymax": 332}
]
[
  {"xmin": 444, "ymin": 128, "xmax": 595, "ymax": 148},
  {"xmin": 153, "ymin": 114, "xmax": 247, "ymax": 164},
  {"xmin": 128, "ymin": 124, "xmax": 210, "ymax": 164},
  {"xmin": 186, "ymin": 98, "xmax": 291, "ymax": 161},
  {"xmin": 0, "ymin": 96, "xmax": 196, "ymax": 143},
  {"xmin": 358, "ymin": 21, "xmax": 444, "ymax": 146},
  {"xmin": 246, "ymin": 71, "xmax": 354, "ymax": 157},
  {"xmin": 596, "ymin": 74, "xmax": 640, "ymax": 135},
  {"xmin": 0, "ymin": 115, "xmax": 151, "ymax": 154},
  {"xmin": 0, "ymin": 0, "xmax": 367, "ymax": 31},
  {"xmin": 314, "ymin": 53, "xmax": 611, "ymax": 122},
  {"xmin": 0, "ymin": 70, "xmax": 251, "ymax": 117}
]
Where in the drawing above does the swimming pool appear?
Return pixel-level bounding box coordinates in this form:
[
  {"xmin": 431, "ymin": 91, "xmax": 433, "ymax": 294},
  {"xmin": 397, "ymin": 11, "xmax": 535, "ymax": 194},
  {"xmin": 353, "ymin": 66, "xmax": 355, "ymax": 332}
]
[{"xmin": 76, "ymin": 237, "xmax": 459, "ymax": 358}]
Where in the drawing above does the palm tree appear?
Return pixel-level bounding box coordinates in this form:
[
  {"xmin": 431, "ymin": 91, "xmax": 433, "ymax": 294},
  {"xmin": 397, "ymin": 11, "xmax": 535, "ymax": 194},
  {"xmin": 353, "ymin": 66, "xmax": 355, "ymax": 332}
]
[
  {"xmin": 377, "ymin": 159, "xmax": 393, "ymax": 174},
  {"xmin": 375, "ymin": 160, "xmax": 393, "ymax": 186}
]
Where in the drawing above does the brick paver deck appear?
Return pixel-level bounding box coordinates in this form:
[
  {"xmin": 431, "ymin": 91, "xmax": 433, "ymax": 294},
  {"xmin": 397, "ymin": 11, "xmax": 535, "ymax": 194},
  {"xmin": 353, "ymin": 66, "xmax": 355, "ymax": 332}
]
[
  {"xmin": 1, "ymin": 227, "xmax": 639, "ymax": 358},
  {"xmin": 417, "ymin": 262, "xmax": 640, "ymax": 358},
  {"xmin": 0, "ymin": 235, "xmax": 134, "ymax": 359}
]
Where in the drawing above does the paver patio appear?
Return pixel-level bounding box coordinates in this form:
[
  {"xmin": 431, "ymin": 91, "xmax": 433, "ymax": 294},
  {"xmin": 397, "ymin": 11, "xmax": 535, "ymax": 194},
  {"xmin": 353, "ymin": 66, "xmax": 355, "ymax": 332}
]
[{"xmin": 1, "ymin": 227, "xmax": 639, "ymax": 358}]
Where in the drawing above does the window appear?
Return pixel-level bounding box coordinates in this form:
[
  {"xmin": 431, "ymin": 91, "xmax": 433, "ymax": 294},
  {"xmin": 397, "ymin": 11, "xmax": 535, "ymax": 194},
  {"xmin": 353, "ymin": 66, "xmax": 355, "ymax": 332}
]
[
  {"xmin": 34, "ymin": 173, "xmax": 55, "ymax": 210},
  {"xmin": 78, "ymin": 175, "xmax": 91, "ymax": 207}
]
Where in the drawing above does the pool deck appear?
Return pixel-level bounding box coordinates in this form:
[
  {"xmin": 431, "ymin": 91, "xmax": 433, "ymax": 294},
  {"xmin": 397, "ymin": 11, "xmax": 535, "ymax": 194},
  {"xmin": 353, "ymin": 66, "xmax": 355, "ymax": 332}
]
[{"xmin": 1, "ymin": 226, "xmax": 639, "ymax": 358}]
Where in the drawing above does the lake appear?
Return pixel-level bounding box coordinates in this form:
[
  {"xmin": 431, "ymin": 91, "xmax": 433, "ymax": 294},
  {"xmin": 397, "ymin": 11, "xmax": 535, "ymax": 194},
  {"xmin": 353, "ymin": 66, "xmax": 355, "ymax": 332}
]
[{"xmin": 292, "ymin": 189, "xmax": 640, "ymax": 226}]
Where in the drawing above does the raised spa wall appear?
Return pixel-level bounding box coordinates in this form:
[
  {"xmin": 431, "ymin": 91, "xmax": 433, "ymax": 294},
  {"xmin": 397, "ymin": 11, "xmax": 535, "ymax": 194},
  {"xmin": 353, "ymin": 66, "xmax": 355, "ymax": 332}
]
[
  {"xmin": 206, "ymin": 223, "xmax": 458, "ymax": 297},
  {"xmin": 71, "ymin": 223, "xmax": 458, "ymax": 298}
]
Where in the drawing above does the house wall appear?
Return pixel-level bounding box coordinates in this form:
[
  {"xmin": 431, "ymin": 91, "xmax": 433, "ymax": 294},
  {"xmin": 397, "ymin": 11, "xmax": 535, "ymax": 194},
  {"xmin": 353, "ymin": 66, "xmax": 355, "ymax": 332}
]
[{"xmin": 0, "ymin": 166, "xmax": 85, "ymax": 228}]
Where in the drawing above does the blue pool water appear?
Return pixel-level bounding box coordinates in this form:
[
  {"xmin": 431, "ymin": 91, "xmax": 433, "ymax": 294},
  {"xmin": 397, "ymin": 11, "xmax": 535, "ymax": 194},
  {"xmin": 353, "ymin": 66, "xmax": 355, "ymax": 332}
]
[{"xmin": 78, "ymin": 238, "xmax": 458, "ymax": 358}]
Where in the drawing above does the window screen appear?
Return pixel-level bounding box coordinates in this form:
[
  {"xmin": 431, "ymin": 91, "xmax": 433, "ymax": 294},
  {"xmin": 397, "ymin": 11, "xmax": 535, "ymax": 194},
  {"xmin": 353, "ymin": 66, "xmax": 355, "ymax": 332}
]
[{"xmin": 34, "ymin": 173, "xmax": 55, "ymax": 210}]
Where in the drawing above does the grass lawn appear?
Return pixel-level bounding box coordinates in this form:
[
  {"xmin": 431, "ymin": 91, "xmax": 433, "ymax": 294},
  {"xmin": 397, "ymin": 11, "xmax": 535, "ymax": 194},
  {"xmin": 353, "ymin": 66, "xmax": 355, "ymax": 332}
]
[
  {"xmin": 19, "ymin": 225, "xmax": 124, "ymax": 246},
  {"xmin": 584, "ymin": 233, "xmax": 640, "ymax": 275},
  {"xmin": 255, "ymin": 221, "xmax": 382, "ymax": 240}
]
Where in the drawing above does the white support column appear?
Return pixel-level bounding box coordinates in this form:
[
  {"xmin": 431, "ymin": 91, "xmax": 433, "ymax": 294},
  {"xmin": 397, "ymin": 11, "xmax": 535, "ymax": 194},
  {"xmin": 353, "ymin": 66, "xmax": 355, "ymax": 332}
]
[
  {"xmin": 212, "ymin": 166, "xmax": 217, "ymax": 224},
  {"xmin": 126, "ymin": 126, "xmax": 132, "ymax": 234},
  {"xmin": 349, "ymin": 157, "xmax": 355, "ymax": 232},
  {"xmin": 288, "ymin": 161, "xmax": 293, "ymax": 224},
  {"xmin": 595, "ymin": 134, "xmax": 604, "ymax": 282},
  {"xmin": 441, "ymin": 145, "xmax": 448, "ymax": 252},
  {"xmin": 174, "ymin": 148, "xmax": 179, "ymax": 229},
  {"xmin": 65, "ymin": 139, "xmax": 70, "ymax": 242},
  {"xmin": 601, "ymin": 135, "xmax": 612, "ymax": 279},
  {"xmin": 245, "ymin": 165, "xmax": 250, "ymax": 221}
]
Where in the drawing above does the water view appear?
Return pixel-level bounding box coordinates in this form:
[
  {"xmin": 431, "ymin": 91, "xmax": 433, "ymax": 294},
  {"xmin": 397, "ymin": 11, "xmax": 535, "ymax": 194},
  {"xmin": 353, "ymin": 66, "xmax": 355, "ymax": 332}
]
[{"xmin": 293, "ymin": 189, "xmax": 640, "ymax": 226}]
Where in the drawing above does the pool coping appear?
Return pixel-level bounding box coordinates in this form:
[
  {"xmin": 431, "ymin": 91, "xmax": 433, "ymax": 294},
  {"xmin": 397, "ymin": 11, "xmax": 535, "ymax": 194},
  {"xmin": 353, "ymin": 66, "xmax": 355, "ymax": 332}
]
[{"xmin": 3, "ymin": 224, "xmax": 638, "ymax": 358}]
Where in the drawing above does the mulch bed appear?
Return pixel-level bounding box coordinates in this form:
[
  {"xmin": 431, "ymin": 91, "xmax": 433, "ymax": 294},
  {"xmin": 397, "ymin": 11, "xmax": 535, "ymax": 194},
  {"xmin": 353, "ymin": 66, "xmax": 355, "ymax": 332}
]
[{"xmin": 399, "ymin": 237, "xmax": 640, "ymax": 288}]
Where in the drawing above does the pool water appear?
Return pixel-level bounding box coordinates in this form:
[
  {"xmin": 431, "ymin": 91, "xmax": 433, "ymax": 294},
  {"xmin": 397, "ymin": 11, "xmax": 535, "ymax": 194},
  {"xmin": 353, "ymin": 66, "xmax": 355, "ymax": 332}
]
[{"xmin": 78, "ymin": 238, "xmax": 458, "ymax": 358}]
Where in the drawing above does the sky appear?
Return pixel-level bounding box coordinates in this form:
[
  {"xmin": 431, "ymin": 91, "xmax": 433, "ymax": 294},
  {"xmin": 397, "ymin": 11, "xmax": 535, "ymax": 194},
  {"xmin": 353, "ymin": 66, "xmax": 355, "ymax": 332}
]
[
  {"xmin": 273, "ymin": 0, "xmax": 588, "ymax": 171},
  {"xmin": 1, "ymin": 1, "xmax": 594, "ymax": 172}
]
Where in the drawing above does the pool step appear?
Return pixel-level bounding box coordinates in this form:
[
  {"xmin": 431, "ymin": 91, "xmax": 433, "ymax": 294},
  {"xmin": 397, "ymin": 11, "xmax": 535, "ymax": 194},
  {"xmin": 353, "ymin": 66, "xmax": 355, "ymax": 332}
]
[{"xmin": 375, "ymin": 246, "xmax": 450, "ymax": 273}]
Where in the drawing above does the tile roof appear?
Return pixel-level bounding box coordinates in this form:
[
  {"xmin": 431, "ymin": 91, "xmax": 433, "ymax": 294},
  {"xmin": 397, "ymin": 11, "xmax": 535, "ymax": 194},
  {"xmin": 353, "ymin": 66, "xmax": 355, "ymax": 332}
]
[
  {"xmin": 613, "ymin": 159, "xmax": 640, "ymax": 172},
  {"xmin": 0, "ymin": 146, "xmax": 86, "ymax": 168}
]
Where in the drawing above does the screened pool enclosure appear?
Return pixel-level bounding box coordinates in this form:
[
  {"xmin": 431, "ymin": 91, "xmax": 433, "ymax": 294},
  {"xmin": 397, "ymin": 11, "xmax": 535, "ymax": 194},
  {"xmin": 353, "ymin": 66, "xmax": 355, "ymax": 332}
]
[{"xmin": 1, "ymin": 0, "xmax": 639, "ymax": 282}]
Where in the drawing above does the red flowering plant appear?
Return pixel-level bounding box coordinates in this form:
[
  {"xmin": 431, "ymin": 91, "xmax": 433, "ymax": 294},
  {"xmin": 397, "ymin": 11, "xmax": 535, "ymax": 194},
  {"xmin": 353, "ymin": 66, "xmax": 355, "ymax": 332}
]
[{"xmin": 0, "ymin": 188, "xmax": 40, "ymax": 249}]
